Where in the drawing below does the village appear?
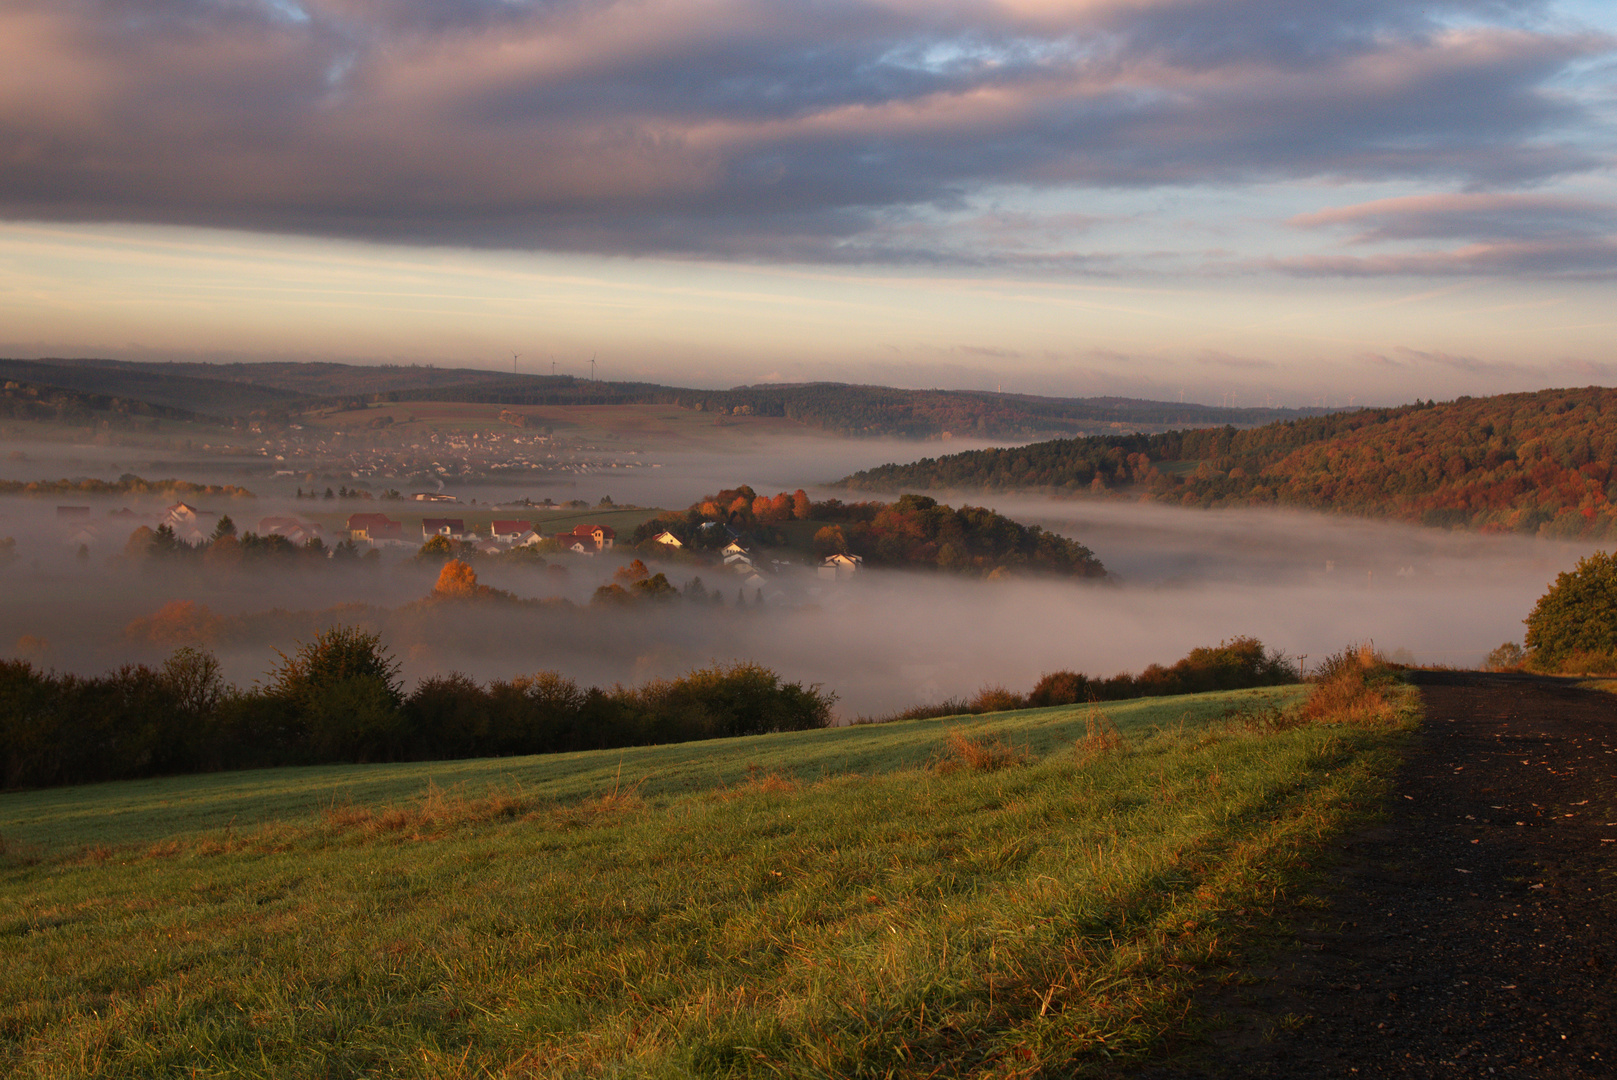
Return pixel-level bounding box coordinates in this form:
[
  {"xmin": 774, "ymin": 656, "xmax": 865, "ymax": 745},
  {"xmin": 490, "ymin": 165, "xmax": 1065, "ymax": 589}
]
[{"xmin": 36, "ymin": 497, "xmax": 865, "ymax": 596}]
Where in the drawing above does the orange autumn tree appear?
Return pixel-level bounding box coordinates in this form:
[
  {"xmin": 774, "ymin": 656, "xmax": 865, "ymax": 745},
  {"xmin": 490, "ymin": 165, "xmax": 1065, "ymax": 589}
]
[{"xmin": 434, "ymin": 559, "xmax": 480, "ymax": 597}]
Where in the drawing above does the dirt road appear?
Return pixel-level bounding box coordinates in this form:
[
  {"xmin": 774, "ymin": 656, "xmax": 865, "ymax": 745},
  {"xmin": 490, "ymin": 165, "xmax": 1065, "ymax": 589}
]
[{"xmin": 1154, "ymin": 670, "xmax": 1617, "ymax": 1077}]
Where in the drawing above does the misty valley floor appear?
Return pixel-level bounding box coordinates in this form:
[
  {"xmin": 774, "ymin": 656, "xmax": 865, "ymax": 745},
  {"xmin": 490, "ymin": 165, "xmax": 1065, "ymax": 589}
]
[{"xmin": 1149, "ymin": 671, "xmax": 1617, "ymax": 1078}]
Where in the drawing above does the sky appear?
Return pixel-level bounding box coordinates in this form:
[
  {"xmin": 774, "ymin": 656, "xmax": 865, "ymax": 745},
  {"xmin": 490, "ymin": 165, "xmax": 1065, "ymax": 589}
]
[{"xmin": 1, "ymin": 0, "xmax": 1614, "ymax": 405}]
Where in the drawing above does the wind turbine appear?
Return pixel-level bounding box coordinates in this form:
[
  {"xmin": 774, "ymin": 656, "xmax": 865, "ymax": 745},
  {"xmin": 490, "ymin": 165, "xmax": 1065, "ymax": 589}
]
[
  {"xmin": 512, "ymin": 353, "xmax": 520, "ymax": 374},
  {"xmin": 589, "ymin": 353, "xmax": 597, "ymax": 381}
]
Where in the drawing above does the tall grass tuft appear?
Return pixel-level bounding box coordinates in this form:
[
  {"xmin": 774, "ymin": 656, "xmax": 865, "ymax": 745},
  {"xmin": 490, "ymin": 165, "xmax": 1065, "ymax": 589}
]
[
  {"xmin": 1075, "ymin": 702, "xmax": 1125, "ymax": 760},
  {"xmin": 931, "ymin": 728, "xmax": 1030, "ymax": 773}
]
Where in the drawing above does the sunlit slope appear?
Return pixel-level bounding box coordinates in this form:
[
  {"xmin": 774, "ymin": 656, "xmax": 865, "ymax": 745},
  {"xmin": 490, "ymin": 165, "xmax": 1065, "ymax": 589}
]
[
  {"xmin": 0, "ymin": 680, "xmax": 1406, "ymax": 1078},
  {"xmin": 1, "ymin": 686, "xmax": 1306, "ymax": 853}
]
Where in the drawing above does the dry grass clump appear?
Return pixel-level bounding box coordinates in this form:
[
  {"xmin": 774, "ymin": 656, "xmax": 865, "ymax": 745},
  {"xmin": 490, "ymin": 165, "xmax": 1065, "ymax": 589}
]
[
  {"xmin": 1301, "ymin": 643, "xmax": 1405, "ymax": 727},
  {"xmin": 323, "ymin": 782, "xmax": 531, "ymax": 838},
  {"xmin": 1075, "ymin": 703, "xmax": 1125, "ymax": 761},
  {"xmin": 713, "ymin": 765, "xmax": 802, "ymax": 801},
  {"xmin": 931, "ymin": 728, "xmax": 1031, "ymax": 773}
]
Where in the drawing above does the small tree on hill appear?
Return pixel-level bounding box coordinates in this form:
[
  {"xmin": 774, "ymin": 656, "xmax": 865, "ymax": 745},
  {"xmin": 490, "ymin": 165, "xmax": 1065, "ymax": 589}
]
[{"xmin": 1524, "ymin": 551, "xmax": 1617, "ymax": 670}]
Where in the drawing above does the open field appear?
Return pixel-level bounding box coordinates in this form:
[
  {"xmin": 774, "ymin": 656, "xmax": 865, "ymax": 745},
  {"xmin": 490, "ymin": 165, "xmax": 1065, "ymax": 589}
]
[{"xmin": 0, "ymin": 684, "xmax": 1414, "ymax": 1078}]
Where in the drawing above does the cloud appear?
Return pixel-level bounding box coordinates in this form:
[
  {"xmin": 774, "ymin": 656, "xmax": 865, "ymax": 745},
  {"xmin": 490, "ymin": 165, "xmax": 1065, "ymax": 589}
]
[
  {"xmin": 0, "ymin": 1, "xmax": 1609, "ymax": 264},
  {"xmin": 1272, "ymin": 191, "xmax": 1617, "ymax": 277}
]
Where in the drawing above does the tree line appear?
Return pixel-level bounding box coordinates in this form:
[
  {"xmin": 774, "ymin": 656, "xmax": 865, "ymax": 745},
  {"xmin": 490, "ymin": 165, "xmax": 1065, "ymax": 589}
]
[
  {"xmin": 858, "ymin": 637, "xmax": 1299, "ymax": 723},
  {"xmin": 0, "ymin": 629, "xmax": 835, "ymax": 791}
]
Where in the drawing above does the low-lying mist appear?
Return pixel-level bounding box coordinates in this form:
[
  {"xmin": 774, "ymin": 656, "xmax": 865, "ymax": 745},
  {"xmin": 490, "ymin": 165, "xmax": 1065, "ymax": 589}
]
[{"xmin": 0, "ymin": 434, "xmax": 1606, "ymax": 718}]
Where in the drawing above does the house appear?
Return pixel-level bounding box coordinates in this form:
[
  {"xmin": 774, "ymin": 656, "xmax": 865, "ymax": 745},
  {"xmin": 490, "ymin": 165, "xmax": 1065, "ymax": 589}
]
[
  {"xmin": 410, "ymin": 492, "xmax": 458, "ymax": 502},
  {"xmin": 259, "ymin": 516, "xmax": 323, "ymax": 547},
  {"xmin": 720, "ymin": 540, "xmax": 749, "ymax": 558},
  {"xmin": 63, "ymin": 523, "xmax": 101, "ymax": 548},
  {"xmin": 553, "ymin": 523, "xmax": 615, "ymax": 552},
  {"xmin": 164, "ymin": 502, "xmax": 207, "ymax": 525},
  {"xmin": 557, "ymin": 536, "xmax": 595, "ymax": 555},
  {"xmin": 422, "ymin": 518, "xmax": 467, "ymax": 540},
  {"xmin": 723, "ymin": 550, "xmax": 754, "ymax": 569},
  {"xmin": 162, "ymin": 502, "xmax": 220, "ymax": 540},
  {"xmin": 346, "ymin": 512, "xmax": 402, "ymax": 543},
  {"xmin": 512, "ymin": 528, "xmax": 549, "ymax": 548},
  {"xmin": 490, "ymin": 519, "xmax": 532, "ymax": 543},
  {"xmin": 818, "ymin": 553, "xmax": 863, "ymax": 580},
  {"xmin": 651, "ymin": 530, "xmax": 684, "ymax": 548}
]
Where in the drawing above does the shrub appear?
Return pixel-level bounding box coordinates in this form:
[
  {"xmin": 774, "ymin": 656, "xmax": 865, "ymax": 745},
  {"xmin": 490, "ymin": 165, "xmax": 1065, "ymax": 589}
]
[
  {"xmin": 1300, "ymin": 644, "xmax": 1403, "ymax": 726},
  {"xmin": 1524, "ymin": 551, "xmax": 1617, "ymax": 671},
  {"xmin": 969, "ymin": 684, "xmax": 1027, "ymax": 713}
]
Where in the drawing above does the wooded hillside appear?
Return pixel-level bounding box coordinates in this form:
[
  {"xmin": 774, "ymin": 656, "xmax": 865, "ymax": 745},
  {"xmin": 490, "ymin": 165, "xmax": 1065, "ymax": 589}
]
[{"xmin": 843, "ymin": 388, "xmax": 1617, "ymax": 538}]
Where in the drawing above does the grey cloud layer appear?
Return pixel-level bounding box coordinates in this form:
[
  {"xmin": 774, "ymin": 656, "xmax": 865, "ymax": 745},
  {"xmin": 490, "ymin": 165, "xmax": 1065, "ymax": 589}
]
[
  {"xmin": 1, "ymin": 0, "xmax": 1609, "ymax": 265},
  {"xmin": 1278, "ymin": 192, "xmax": 1617, "ymax": 277}
]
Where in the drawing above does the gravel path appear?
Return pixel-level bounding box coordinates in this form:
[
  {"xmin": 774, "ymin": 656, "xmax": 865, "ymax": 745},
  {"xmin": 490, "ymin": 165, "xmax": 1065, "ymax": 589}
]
[{"xmin": 1149, "ymin": 670, "xmax": 1617, "ymax": 1078}]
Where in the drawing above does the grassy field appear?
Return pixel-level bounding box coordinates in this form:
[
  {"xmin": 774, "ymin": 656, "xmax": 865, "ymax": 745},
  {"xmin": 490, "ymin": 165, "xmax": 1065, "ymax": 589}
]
[{"xmin": 0, "ymin": 684, "xmax": 1412, "ymax": 1078}]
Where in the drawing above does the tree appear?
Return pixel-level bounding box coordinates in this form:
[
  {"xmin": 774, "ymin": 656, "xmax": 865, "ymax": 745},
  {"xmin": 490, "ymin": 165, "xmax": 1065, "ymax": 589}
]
[
  {"xmin": 1524, "ymin": 551, "xmax": 1617, "ymax": 669},
  {"xmin": 632, "ymin": 572, "xmax": 677, "ymax": 599},
  {"xmin": 813, "ymin": 525, "xmax": 848, "ymax": 557},
  {"xmin": 266, "ymin": 626, "xmax": 406, "ymax": 761},
  {"xmin": 211, "ymin": 515, "xmax": 237, "ymax": 542},
  {"xmin": 435, "ymin": 559, "xmax": 479, "ymax": 596},
  {"xmin": 613, "ymin": 559, "xmax": 650, "ymax": 585},
  {"xmin": 416, "ymin": 535, "xmax": 455, "ymax": 562}
]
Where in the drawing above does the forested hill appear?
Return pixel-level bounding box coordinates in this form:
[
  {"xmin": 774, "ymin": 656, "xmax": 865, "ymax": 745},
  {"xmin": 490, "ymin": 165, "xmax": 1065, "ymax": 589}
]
[
  {"xmin": 0, "ymin": 357, "xmax": 1327, "ymax": 438},
  {"xmin": 842, "ymin": 387, "xmax": 1617, "ymax": 539}
]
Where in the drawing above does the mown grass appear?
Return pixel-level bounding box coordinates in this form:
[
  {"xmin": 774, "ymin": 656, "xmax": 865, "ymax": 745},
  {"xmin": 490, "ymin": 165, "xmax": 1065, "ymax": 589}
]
[{"xmin": 0, "ymin": 683, "xmax": 1413, "ymax": 1078}]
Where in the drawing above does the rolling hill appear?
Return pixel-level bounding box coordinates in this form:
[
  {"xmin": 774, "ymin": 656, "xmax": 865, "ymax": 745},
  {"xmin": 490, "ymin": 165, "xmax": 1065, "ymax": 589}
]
[{"xmin": 842, "ymin": 386, "xmax": 1617, "ymax": 539}]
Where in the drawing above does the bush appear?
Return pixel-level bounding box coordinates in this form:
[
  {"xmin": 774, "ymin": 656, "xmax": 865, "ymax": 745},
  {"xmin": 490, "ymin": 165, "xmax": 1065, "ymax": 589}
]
[
  {"xmin": 1300, "ymin": 644, "xmax": 1403, "ymax": 726},
  {"xmin": 1524, "ymin": 552, "xmax": 1617, "ymax": 671}
]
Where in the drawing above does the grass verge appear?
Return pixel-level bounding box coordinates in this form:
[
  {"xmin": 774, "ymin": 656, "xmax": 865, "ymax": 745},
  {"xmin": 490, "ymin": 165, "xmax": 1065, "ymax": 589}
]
[{"xmin": 0, "ymin": 681, "xmax": 1413, "ymax": 1077}]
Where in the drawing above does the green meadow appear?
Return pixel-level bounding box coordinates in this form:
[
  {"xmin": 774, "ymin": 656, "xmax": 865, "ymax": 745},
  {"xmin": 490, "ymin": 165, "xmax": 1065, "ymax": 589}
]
[{"xmin": 0, "ymin": 684, "xmax": 1412, "ymax": 1078}]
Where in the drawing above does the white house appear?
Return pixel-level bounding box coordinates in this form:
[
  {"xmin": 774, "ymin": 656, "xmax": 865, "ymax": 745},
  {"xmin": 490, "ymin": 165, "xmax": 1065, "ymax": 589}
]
[
  {"xmin": 652, "ymin": 530, "xmax": 684, "ymax": 548},
  {"xmin": 422, "ymin": 518, "xmax": 467, "ymax": 540},
  {"xmin": 818, "ymin": 553, "xmax": 863, "ymax": 580},
  {"xmin": 490, "ymin": 519, "xmax": 532, "ymax": 543}
]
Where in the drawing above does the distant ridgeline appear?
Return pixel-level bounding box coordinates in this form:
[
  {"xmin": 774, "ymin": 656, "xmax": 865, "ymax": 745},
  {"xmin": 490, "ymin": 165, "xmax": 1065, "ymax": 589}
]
[
  {"xmin": 395, "ymin": 380, "xmax": 1329, "ymax": 439},
  {"xmin": 843, "ymin": 388, "xmax": 1617, "ymax": 538},
  {"xmin": 0, "ymin": 358, "xmax": 1328, "ymax": 438}
]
